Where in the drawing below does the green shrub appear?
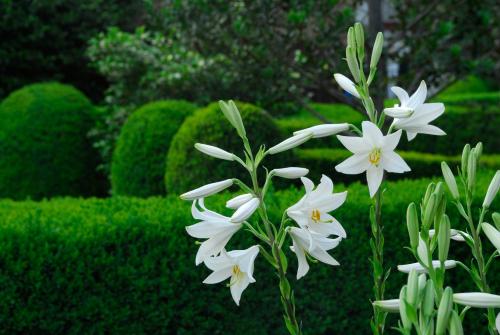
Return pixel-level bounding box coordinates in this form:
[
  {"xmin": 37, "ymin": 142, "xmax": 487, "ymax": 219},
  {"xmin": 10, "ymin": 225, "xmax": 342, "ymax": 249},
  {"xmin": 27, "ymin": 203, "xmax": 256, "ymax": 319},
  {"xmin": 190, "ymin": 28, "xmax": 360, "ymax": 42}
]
[
  {"xmin": 165, "ymin": 101, "xmax": 290, "ymax": 193},
  {"xmin": 0, "ymin": 82, "xmax": 105, "ymax": 200},
  {"xmin": 438, "ymin": 75, "xmax": 493, "ymax": 97},
  {"xmin": 296, "ymin": 148, "xmax": 500, "ymax": 183},
  {"xmin": 111, "ymin": 100, "xmax": 197, "ymax": 197},
  {"xmin": 0, "ymin": 172, "xmax": 497, "ymax": 334}
]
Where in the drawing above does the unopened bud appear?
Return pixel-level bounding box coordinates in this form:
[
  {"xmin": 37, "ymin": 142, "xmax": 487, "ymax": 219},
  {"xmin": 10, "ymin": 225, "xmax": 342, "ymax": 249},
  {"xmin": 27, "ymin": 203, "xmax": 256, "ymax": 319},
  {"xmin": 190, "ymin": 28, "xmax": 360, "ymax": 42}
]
[
  {"xmin": 407, "ymin": 203, "xmax": 419, "ymax": 249},
  {"xmin": 438, "ymin": 215, "xmax": 451, "ymax": 263},
  {"xmin": 370, "ymin": 32, "xmax": 384, "ymax": 69},
  {"xmin": 436, "ymin": 287, "xmax": 453, "ymax": 335},
  {"xmin": 441, "ymin": 162, "xmax": 459, "ymax": 199}
]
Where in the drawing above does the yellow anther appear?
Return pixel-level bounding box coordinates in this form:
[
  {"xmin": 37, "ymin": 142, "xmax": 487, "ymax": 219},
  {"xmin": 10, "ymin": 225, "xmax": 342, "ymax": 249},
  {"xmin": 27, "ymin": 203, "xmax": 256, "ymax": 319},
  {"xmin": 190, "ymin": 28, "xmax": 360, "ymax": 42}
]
[
  {"xmin": 369, "ymin": 148, "xmax": 381, "ymax": 166},
  {"xmin": 311, "ymin": 209, "xmax": 321, "ymax": 223},
  {"xmin": 232, "ymin": 265, "xmax": 241, "ymax": 276}
]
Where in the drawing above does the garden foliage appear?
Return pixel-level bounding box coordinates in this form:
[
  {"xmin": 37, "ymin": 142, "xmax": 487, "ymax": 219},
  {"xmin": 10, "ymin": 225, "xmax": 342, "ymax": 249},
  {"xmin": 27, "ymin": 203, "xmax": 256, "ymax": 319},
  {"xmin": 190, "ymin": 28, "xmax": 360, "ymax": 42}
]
[
  {"xmin": 111, "ymin": 100, "xmax": 197, "ymax": 197},
  {"xmin": 0, "ymin": 82, "xmax": 105, "ymax": 200},
  {"xmin": 0, "ymin": 173, "xmax": 497, "ymax": 334}
]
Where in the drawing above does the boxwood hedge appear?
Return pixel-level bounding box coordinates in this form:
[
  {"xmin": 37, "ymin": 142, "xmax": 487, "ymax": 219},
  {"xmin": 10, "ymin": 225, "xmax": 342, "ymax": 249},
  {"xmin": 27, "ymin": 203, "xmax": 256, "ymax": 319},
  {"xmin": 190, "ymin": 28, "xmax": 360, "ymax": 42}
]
[
  {"xmin": 111, "ymin": 100, "xmax": 197, "ymax": 197},
  {"xmin": 0, "ymin": 82, "xmax": 105, "ymax": 200},
  {"xmin": 0, "ymin": 172, "xmax": 498, "ymax": 334}
]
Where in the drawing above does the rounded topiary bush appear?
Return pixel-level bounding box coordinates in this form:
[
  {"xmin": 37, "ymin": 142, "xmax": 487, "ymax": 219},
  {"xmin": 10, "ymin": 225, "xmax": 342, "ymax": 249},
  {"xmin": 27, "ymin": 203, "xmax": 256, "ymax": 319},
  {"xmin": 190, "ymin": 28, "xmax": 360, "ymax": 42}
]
[
  {"xmin": 166, "ymin": 101, "xmax": 290, "ymax": 193},
  {"xmin": 111, "ymin": 100, "xmax": 197, "ymax": 197},
  {"xmin": 0, "ymin": 82, "xmax": 105, "ymax": 200}
]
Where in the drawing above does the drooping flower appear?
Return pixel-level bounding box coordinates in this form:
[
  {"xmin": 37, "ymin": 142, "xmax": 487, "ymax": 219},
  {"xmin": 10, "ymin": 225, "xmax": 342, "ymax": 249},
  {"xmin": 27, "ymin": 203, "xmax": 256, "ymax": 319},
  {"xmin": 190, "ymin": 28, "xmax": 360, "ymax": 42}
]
[
  {"xmin": 203, "ymin": 245, "xmax": 260, "ymax": 306},
  {"xmin": 294, "ymin": 123, "xmax": 349, "ymax": 138},
  {"xmin": 333, "ymin": 73, "xmax": 360, "ymax": 98},
  {"xmin": 288, "ymin": 227, "xmax": 341, "ymax": 279},
  {"xmin": 186, "ymin": 199, "xmax": 241, "ymax": 265},
  {"xmin": 335, "ymin": 121, "xmax": 410, "ymax": 197},
  {"xmin": 181, "ymin": 179, "xmax": 233, "ymax": 200},
  {"xmin": 386, "ymin": 81, "xmax": 446, "ymax": 141},
  {"xmin": 287, "ymin": 175, "xmax": 347, "ymax": 237},
  {"xmin": 195, "ymin": 143, "xmax": 236, "ymax": 161}
]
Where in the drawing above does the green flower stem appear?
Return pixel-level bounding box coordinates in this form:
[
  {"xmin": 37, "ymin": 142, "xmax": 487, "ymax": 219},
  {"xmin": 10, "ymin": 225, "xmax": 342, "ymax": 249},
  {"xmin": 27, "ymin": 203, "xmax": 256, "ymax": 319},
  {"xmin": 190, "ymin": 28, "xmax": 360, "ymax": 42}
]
[
  {"xmin": 243, "ymin": 137, "xmax": 301, "ymax": 335},
  {"xmin": 371, "ymin": 189, "xmax": 387, "ymax": 335}
]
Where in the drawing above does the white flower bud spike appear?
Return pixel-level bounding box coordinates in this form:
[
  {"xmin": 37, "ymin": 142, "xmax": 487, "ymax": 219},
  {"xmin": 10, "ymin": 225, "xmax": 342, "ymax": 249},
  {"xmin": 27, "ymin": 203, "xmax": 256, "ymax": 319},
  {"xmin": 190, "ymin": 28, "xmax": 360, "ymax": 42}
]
[
  {"xmin": 453, "ymin": 292, "xmax": 500, "ymax": 308},
  {"xmin": 226, "ymin": 193, "xmax": 254, "ymax": 209},
  {"xmin": 267, "ymin": 132, "xmax": 312, "ymax": 155},
  {"xmin": 230, "ymin": 198, "xmax": 260, "ymax": 223},
  {"xmin": 333, "ymin": 73, "xmax": 360, "ymax": 98},
  {"xmin": 483, "ymin": 170, "xmax": 500, "ymax": 208},
  {"xmin": 481, "ymin": 222, "xmax": 500, "ymax": 253},
  {"xmin": 181, "ymin": 179, "xmax": 234, "ymax": 200},
  {"xmin": 272, "ymin": 167, "xmax": 309, "ymax": 179},
  {"xmin": 373, "ymin": 299, "xmax": 400, "ymax": 313},
  {"xmin": 195, "ymin": 143, "xmax": 236, "ymax": 161},
  {"xmin": 397, "ymin": 260, "xmax": 457, "ymax": 274},
  {"xmin": 294, "ymin": 123, "xmax": 349, "ymax": 138}
]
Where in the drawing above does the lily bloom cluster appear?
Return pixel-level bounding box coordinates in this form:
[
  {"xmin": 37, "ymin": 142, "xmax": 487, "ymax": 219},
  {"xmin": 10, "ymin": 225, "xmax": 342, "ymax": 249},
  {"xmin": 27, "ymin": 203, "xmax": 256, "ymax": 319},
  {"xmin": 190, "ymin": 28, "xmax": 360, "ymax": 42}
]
[{"xmin": 180, "ymin": 100, "xmax": 349, "ymax": 309}]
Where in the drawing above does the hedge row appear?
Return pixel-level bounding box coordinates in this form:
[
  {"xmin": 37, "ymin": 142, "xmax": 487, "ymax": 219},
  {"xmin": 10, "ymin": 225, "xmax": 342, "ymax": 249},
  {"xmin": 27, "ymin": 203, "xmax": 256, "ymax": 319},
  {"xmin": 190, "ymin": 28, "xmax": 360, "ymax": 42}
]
[
  {"xmin": 0, "ymin": 172, "xmax": 498, "ymax": 334},
  {"xmin": 295, "ymin": 148, "xmax": 500, "ymax": 183}
]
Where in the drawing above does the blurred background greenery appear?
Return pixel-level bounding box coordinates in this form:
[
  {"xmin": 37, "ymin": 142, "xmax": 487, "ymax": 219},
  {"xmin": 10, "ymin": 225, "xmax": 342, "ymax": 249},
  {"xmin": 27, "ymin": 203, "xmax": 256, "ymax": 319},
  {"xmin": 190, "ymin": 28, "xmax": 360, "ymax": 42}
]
[{"xmin": 0, "ymin": 0, "xmax": 498, "ymax": 334}]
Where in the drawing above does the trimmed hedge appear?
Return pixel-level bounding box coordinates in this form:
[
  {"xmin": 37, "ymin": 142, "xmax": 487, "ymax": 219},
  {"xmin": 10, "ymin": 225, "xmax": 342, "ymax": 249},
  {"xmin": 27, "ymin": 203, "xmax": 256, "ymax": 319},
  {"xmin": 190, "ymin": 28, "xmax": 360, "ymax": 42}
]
[
  {"xmin": 295, "ymin": 148, "xmax": 500, "ymax": 184},
  {"xmin": 0, "ymin": 172, "xmax": 498, "ymax": 334},
  {"xmin": 437, "ymin": 75, "xmax": 493, "ymax": 97},
  {"xmin": 111, "ymin": 100, "xmax": 197, "ymax": 197},
  {"xmin": 166, "ymin": 101, "xmax": 290, "ymax": 194},
  {"xmin": 0, "ymin": 82, "xmax": 105, "ymax": 200}
]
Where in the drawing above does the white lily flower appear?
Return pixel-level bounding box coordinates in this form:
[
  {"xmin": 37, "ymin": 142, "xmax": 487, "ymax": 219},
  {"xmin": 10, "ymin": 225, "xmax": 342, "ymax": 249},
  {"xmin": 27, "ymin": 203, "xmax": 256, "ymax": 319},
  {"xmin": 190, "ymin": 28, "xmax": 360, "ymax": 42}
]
[
  {"xmin": 482, "ymin": 222, "xmax": 500, "ymax": 252},
  {"xmin": 272, "ymin": 167, "xmax": 309, "ymax": 179},
  {"xmin": 226, "ymin": 193, "xmax": 254, "ymax": 209},
  {"xmin": 267, "ymin": 132, "xmax": 313, "ymax": 154},
  {"xmin": 230, "ymin": 198, "xmax": 260, "ymax": 223},
  {"xmin": 294, "ymin": 123, "xmax": 349, "ymax": 138},
  {"xmin": 397, "ymin": 260, "xmax": 457, "ymax": 274},
  {"xmin": 483, "ymin": 170, "xmax": 500, "ymax": 208},
  {"xmin": 453, "ymin": 292, "xmax": 500, "ymax": 308},
  {"xmin": 333, "ymin": 73, "xmax": 360, "ymax": 98},
  {"xmin": 203, "ymin": 245, "xmax": 259, "ymax": 306},
  {"xmin": 335, "ymin": 121, "xmax": 410, "ymax": 197},
  {"xmin": 428, "ymin": 229, "xmax": 468, "ymax": 242},
  {"xmin": 194, "ymin": 143, "xmax": 236, "ymax": 161},
  {"xmin": 287, "ymin": 175, "xmax": 347, "ymax": 237},
  {"xmin": 373, "ymin": 299, "xmax": 400, "ymax": 313},
  {"xmin": 181, "ymin": 179, "xmax": 233, "ymax": 200},
  {"xmin": 389, "ymin": 81, "xmax": 446, "ymax": 141},
  {"xmin": 289, "ymin": 227, "xmax": 341, "ymax": 279},
  {"xmin": 186, "ymin": 199, "xmax": 241, "ymax": 265}
]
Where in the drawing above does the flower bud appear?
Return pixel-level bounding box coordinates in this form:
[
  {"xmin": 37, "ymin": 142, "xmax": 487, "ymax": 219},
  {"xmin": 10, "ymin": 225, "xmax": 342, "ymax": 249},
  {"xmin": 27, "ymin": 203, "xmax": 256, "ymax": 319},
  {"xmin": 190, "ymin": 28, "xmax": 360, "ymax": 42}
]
[
  {"xmin": 423, "ymin": 193, "xmax": 437, "ymax": 228},
  {"xmin": 449, "ymin": 310, "xmax": 464, "ymax": 335},
  {"xmin": 397, "ymin": 260, "xmax": 457, "ymax": 274},
  {"xmin": 399, "ymin": 286, "xmax": 412, "ymax": 331},
  {"xmin": 407, "ymin": 269, "xmax": 419, "ymax": 305},
  {"xmin": 226, "ymin": 193, "xmax": 253, "ymax": 209},
  {"xmin": 453, "ymin": 292, "xmax": 500, "ymax": 308},
  {"xmin": 461, "ymin": 144, "xmax": 470, "ymax": 176},
  {"xmin": 347, "ymin": 26, "xmax": 356, "ymax": 49},
  {"xmin": 272, "ymin": 167, "xmax": 309, "ymax": 179},
  {"xmin": 467, "ymin": 149, "xmax": 477, "ymax": 192},
  {"xmin": 441, "ymin": 162, "xmax": 459, "ymax": 199},
  {"xmin": 483, "ymin": 170, "xmax": 500, "ymax": 208},
  {"xmin": 417, "ymin": 274, "xmax": 427, "ymax": 302},
  {"xmin": 181, "ymin": 179, "xmax": 233, "ymax": 200},
  {"xmin": 370, "ymin": 32, "xmax": 384, "ymax": 69},
  {"xmin": 354, "ymin": 22, "xmax": 364, "ymax": 50},
  {"xmin": 474, "ymin": 142, "xmax": 483, "ymax": 159},
  {"xmin": 373, "ymin": 299, "xmax": 400, "ymax": 313},
  {"xmin": 422, "ymin": 280, "xmax": 435, "ymax": 317},
  {"xmin": 383, "ymin": 107, "xmax": 413, "ymax": 118},
  {"xmin": 481, "ymin": 222, "xmax": 500, "ymax": 252},
  {"xmin": 294, "ymin": 123, "xmax": 349, "ymax": 138},
  {"xmin": 195, "ymin": 143, "xmax": 235, "ymax": 161},
  {"xmin": 436, "ymin": 287, "xmax": 453, "ymax": 335},
  {"xmin": 230, "ymin": 198, "xmax": 260, "ymax": 223},
  {"xmin": 333, "ymin": 73, "xmax": 360, "ymax": 98},
  {"xmin": 268, "ymin": 132, "xmax": 312, "ymax": 155},
  {"xmin": 429, "ymin": 228, "xmax": 467, "ymax": 242},
  {"xmin": 346, "ymin": 46, "xmax": 360, "ymax": 82},
  {"xmin": 417, "ymin": 236, "xmax": 429, "ymax": 266},
  {"xmin": 493, "ymin": 212, "xmax": 500, "ymax": 229},
  {"xmin": 406, "ymin": 203, "xmax": 419, "ymax": 249},
  {"xmin": 438, "ymin": 215, "xmax": 451, "ymax": 263},
  {"xmin": 423, "ymin": 182, "xmax": 435, "ymax": 209},
  {"xmin": 218, "ymin": 100, "xmax": 246, "ymax": 138}
]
